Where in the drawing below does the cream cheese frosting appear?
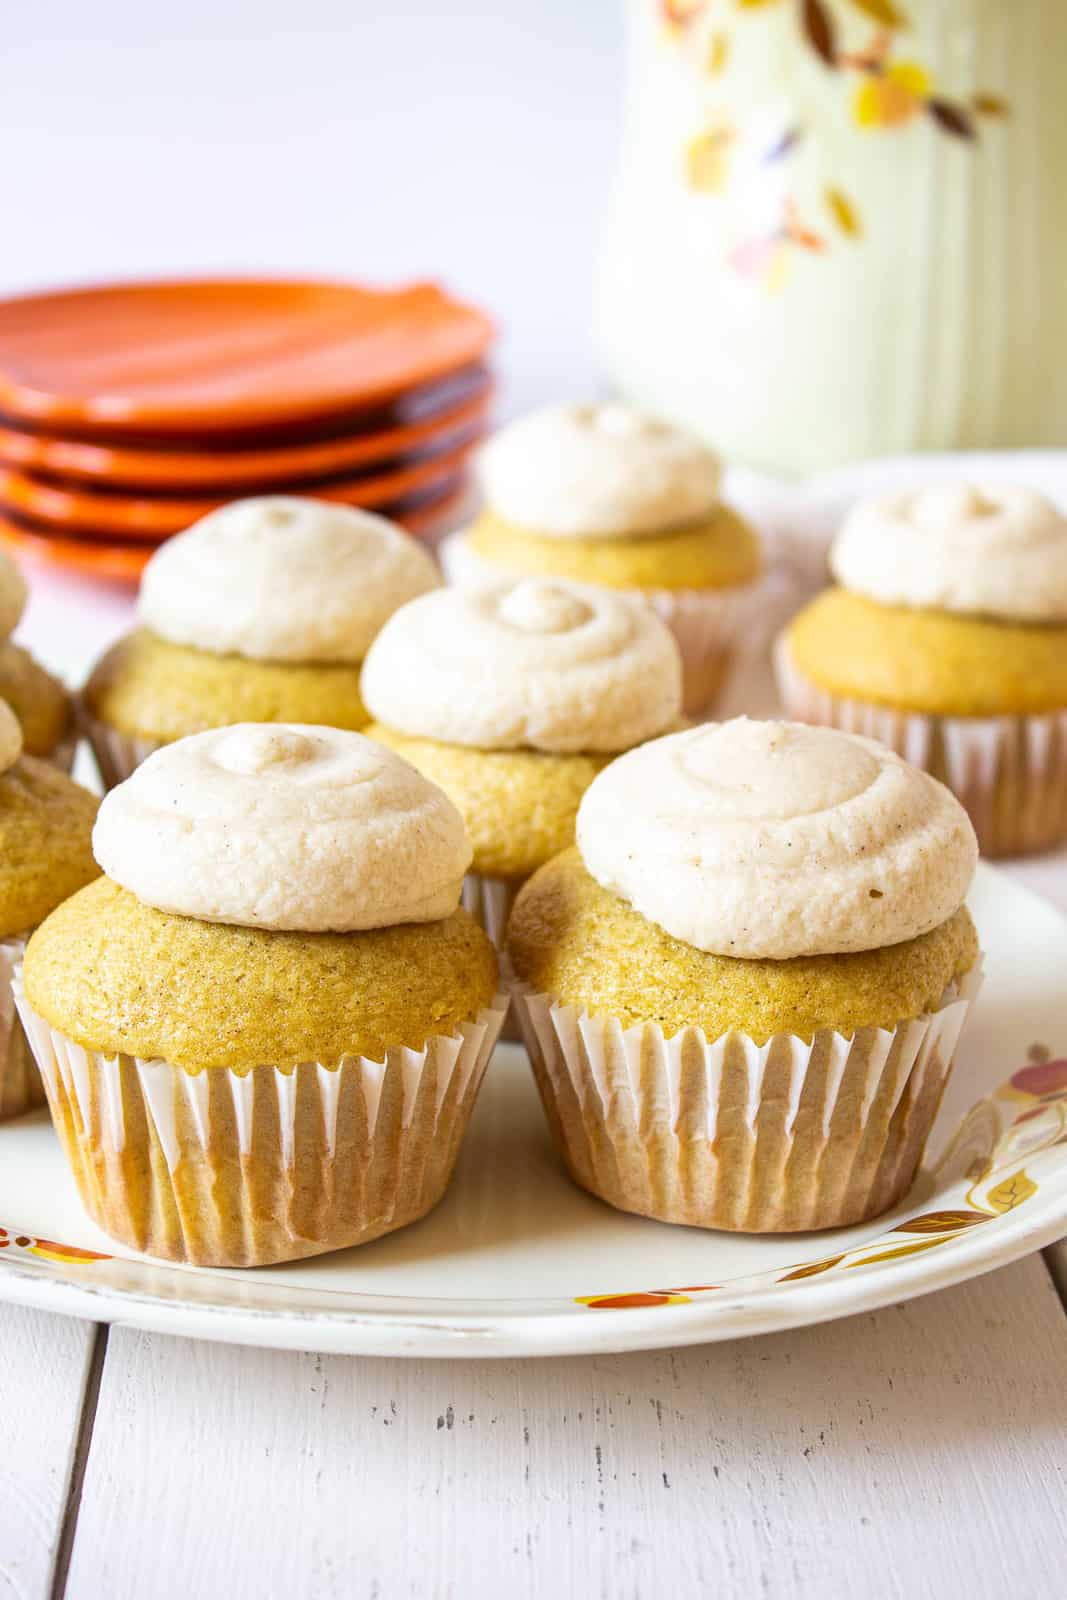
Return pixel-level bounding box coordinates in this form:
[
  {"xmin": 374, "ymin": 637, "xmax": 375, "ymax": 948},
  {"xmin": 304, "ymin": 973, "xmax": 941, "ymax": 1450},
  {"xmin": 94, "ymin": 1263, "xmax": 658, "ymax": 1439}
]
[
  {"xmin": 139, "ymin": 496, "xmax": 440, "ymax": 662},
  {"xmin": 0, "ymin": 548, "xmax": 27, "ymax": 644},
  {"xmin": 477, "ymin": 403, "xmax": 722, "ymax": 539},
  {"xmin": 92, "ymin": 724, "xmax": 472, "ymax": 931},
  {"xmin": 0, "ymin": 700, "xmax": 22, "ymax": 773},
  {"xmin": 832, "ymin": 483, "xmax": 1067, "ymax": 621},
  {"xmin": 577, "ymin": 718, "xmax": 977, "ymax": 959},
  {"xmin": 360, "ymin": 578, "xmax": 683, "ymax": 753}
]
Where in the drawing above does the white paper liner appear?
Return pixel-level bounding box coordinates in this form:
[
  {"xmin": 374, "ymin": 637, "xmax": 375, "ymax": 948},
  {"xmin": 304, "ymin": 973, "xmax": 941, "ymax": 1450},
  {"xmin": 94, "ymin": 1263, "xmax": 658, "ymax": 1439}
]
[
  {"xmin": 440, "ymin": 530, "xmax": 783, "ymax": 716},
  {"xmin": 0, "ymin": 935, "xmax": 41, "ymax": 1120},
  {"xmin": 774, "ymin": 638, "xmax": 1067, "ymax": 858},
  {"xmin": 461, "ymin": 872, "xmax": 519, "ymax": 948},
  {"xmin": 79, "ymin": 707, "xmax": 164, "ymax": 792},
  {"xmin": 14, "ymin": 975, "xmax": 508, "ymax": 1267},
  {"xmin": 511, "ymin": 967, "xmax": 981, "ymax": 1233}
]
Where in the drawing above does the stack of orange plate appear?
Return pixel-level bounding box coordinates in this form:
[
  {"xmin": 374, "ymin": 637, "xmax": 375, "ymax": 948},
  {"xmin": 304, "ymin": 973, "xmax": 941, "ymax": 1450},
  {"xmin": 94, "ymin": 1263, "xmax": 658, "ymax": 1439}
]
[{"xmin": 0, "ymin": 278, "xmax": 495, "ymax": 582}]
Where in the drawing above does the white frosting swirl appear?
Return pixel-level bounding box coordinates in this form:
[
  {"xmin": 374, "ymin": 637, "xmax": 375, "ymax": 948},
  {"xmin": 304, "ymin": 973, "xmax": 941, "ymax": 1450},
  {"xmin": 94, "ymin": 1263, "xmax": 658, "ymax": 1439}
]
[
  {"xmin": 0, "ymin": 700, "xmax": 23, "ymax": 773},
  {"xmin": 832, "ymin": 483, "xmax": 1067, "ymax": 621},
  {"xmin": 93, "ymin": 724, "xmax": 472, "ymax": 931},
  {"xmin": 360, "ymin": 578, "xmax": 682, "ymax": 753},
  {"xmin": 139, "ymin": 496, "xmax": 440, "ymax": 661},
  {"xmin": 577, "ymin": 719, "xmax": 977, "ymax": 959},
  {"xmin": 477, "ymin": 403, "xmax": 722, "ymax": 539},
  {"xmin": 0, "ymin": 548, "xmax": 27, "ymax": 643}
]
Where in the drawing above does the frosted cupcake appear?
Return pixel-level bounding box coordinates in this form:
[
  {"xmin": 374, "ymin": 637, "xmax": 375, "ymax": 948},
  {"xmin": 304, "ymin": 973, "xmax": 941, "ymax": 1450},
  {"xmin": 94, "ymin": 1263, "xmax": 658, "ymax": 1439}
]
[
  {"xmin": 0, "ymin": 701, "xmax": 98, "ymax": 1120},
  {"xmin": 509, "ymin": 719, "xmax": 980, "ymax": 1234},
  {"xmin": 0, "ymin": 545, "xmax": 75, "ymax": 771},
  {"xmin": 17, "ymin": 725, "xmax": 506, "ymax": 1266},
  {"xmin": 82, "ymin": 496, "xmax": 440, "ymax": 789},
  {"xmin": 777, "ymin": 484, "xmax": 1067, "ymax": 856},
  {"xmin": 441, "ymin": 403, "xmax": 764, "ymax": 713},
  {"xmin": 361, "ymin": 577, "xmax": 682, "ymax": 942}
]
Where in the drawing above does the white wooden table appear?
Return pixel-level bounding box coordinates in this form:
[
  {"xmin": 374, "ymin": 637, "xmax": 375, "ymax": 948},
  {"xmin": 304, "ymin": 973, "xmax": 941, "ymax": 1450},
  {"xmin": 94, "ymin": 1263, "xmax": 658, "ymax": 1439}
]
[{"xmin": 5, "ymin": 573, "xmax": 1067, "ymax": 1600}]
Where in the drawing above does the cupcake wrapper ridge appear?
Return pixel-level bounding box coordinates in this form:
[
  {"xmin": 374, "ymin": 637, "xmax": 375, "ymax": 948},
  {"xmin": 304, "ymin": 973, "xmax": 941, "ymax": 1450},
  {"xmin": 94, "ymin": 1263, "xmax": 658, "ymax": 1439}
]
[
  {"xmin": 0, "ymin": 936, "xmax": 43, "ymax": 1121},
  {"xmin": 79, "ymin": 707, "xmax": 164, "ymax": 792},
  {"xmin": 15, "ymin": 975, "xmax": 508, "ymax": 1267},
  {"xmin": 440, "ymin": 530, "xmax": 782, "ymax": 716},
  {"xmin": 511, "ymin": 969, "xmax": 980, "ymax": 1234},
  {"xmin": 775, "ymin": 639, "xmax": 1067, "ymax": 858}
]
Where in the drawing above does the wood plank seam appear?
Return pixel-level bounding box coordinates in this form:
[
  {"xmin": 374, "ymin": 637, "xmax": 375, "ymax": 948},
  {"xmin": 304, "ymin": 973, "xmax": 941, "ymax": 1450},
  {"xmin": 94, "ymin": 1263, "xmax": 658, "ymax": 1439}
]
[{"xmin": 49, "ymin": 1323, "xmax": 108, "ymax": 1600}]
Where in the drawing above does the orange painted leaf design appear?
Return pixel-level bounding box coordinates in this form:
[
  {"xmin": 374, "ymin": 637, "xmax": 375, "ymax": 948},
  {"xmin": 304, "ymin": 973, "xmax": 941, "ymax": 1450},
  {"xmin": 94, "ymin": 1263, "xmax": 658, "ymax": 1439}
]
[
  {"xmin": 845, "ymin": 1238, "xmax": 950, "ymax": 1267},
  {"xmin": 779, "ymin": 1255, "xmax": 844, "ymax": 1281},
  {"xmin": 927, "ymin": 98, "xmax": 977, "ymax": 140},
  {"xmin": 848, "ymin": 0, "xmax": 907, "ymax": 24},
  {"xmin": 801, "ymin": 0, "xmax": 838, "ymax": 67},
  {"xmin": 826, "ymin": 186, "xmax": 862, "ymax": 237},
  {"xmin": 973, "ymin": 93, "xmax": 1010, "ymax": 117},
  {"xmin": 577, "ymin": 1292, "xmax": 690, "ymax": 1310},
  {"xmin": 896, "ymin": 1209, "xmax": 990, "ymax": 1234},
  {"xmin": 986, "ymin": 1170, "xmax": 1038, "ymax": 1213}
]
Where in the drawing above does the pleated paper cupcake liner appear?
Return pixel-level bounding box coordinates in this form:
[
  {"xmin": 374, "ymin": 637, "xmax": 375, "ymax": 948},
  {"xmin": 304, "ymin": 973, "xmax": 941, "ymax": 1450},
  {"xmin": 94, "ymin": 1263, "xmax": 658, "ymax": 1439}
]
[
  {"xmin": 79, "ymin": 708, "xmax": 164, "ymax": 792},
  {"xmin": 46, "ymin": 730, "xmax": 78, "ymax": 777},
  {"xmin": 440, "ymin": 531, "xmax": 783, "ymax": 716},
  {"xmin": 511, "ymin": 969, "xmax": 980, "ymax": 1234},
  {"xmin": 14, "ymin": 976, "xmax": 508, "ymax": 1267},
  {"xmin": 461, "ymin": 874, "xmax": 520, "ymax": 1038},
  {"xmin": 774, "ymin": 639, "xmax": 1067, "ymax": 858},
  {"xmin": 0, "ymin": 936, "xmax": 43, "ymax": 1121}
]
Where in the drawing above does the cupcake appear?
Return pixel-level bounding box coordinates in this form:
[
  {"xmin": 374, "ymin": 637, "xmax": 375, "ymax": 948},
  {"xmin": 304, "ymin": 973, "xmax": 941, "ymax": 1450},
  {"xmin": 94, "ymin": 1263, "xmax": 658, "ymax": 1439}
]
[
  {"xmin": 0, "ymin": 701, "xmax": 99, "ymax": 1120},
  {"xmin": 16, "ymin": 725, "xmax": 506, "ymax": 1266},
  {"xmin": 508, "ymin": 719, "xmax": 980, "ymax": 1234},
  {"xmin": 0, "ymin": 545, "xmax": 75, "ymax": 772},
  {"xmin": 777, "ymin": 484, "xmax": 1067, "ymax": 857},
  {"xmin": 360, "ymin": 576, "xmax": 682, "ymax": 943},
  {"xmin": 82, "ymin": 496, "xmax": 440, "ymax": 789},
  {"xmin": 441, "ymin": 403, "xmax": 765, "ymax": 714}
]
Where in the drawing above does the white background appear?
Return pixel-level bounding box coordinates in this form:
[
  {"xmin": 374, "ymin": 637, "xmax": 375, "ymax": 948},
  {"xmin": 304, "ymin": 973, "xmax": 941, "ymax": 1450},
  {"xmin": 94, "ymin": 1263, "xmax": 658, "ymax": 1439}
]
[{"xmin": 3, "ymin": 0, "xmax": 622, "ymax": 412}]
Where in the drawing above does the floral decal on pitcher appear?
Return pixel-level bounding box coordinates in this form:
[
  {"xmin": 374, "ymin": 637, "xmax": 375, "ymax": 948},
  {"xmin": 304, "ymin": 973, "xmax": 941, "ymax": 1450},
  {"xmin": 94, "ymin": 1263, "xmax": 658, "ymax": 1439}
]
[{"xmin": 663, "ymin": 0, "xmax": 1009, "ymax": 288}]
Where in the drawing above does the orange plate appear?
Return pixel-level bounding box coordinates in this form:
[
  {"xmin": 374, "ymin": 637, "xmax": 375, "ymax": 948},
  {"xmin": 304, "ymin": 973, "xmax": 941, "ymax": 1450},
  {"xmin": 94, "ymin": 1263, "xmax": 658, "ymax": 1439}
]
[
  {"xmin": 0, "ymin": 434, "xmax": 481, "ymax": 541},
  {"xmin": 0, "ymin": 278, "xmax": 495, "ymax": 436},
  {"xmin": 0, "ymin": 481, "xmax": 465, "ymax": 586},
  {"xmin": 0, "ymin": 384, "xmax": 492, "ymax": 491}
]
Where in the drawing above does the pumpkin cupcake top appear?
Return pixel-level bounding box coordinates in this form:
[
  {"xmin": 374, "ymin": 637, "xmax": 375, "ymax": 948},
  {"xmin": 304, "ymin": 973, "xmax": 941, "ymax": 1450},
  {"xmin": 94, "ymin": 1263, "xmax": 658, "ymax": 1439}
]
[
  {"xmin": 0, "ymin": 547, "xmax": 28, "ymax": 644},
  {"xmin": 93, "ymin": 723, "xmax": 471, "ymax": 931},
  {"xmin": 832, "ymin": 483, "xmax": 1067, "ymax": 621},
  {"xmin": 139, "ymin": 495, "xmax": 440, "ymax": 662},
  {"xmin": 361, "ymin": 578, "xmax": 682, "ymax": 753},
  {"xmin": 477, "ymin": 403, "xmax": 722, "ymax": 539},
  {"xmin": 577, "ymin": 719, "xmax": 977, "ymax": 959},
  {"xmin": 0, "ymin": 701, "xmax": 99, "ymax": 935}
]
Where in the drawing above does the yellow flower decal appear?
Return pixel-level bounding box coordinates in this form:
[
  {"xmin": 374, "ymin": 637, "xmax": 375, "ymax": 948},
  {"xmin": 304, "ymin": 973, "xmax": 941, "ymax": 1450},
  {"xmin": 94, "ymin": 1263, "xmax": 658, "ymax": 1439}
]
[
  {"xmin": 685, "ymin": 121, "xmax": 736, "ymax": 192},
  {"xmin": 853, "ymin": 60, "xmax": 931, "ymax": 127}
]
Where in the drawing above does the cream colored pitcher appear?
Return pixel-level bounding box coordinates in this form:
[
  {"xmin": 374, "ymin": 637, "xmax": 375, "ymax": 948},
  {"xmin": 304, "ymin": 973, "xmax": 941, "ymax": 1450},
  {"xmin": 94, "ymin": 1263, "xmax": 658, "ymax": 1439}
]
[{"xmin": 596, "ymin": 0, "xmax": 1067, "ymax": 472}]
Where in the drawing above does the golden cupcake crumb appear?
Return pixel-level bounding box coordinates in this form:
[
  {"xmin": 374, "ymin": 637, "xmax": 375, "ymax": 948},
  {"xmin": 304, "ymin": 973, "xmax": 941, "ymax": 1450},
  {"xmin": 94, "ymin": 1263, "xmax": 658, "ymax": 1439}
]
[
  {"xmin": 25, "ymin": 877, "xmax": 498, "ymax": 1071},
  {"xmin": 366, "ymin": 722, "xmax": 612, "ymax": 879},
  {"xmin": 84, "ymin": 627, "xmax": 369, "ymax": 743},
  {"xmin": 0, "ymin": 643, "xmax": 71, "ymax": 756},
  {"xmin": 0, "ymin": 758, "xmax": 98, "ymax": 936},
  {"xmin": 467, "ymin": 505, "xmax": 761, "ymax": 591},
  {"xmin": 508, "ymin": 849, "xmax": 978, "ymax": 1044},
  {"xmin": 788, "ymin": 588, "xmax": 1067, "ymax": 716}
]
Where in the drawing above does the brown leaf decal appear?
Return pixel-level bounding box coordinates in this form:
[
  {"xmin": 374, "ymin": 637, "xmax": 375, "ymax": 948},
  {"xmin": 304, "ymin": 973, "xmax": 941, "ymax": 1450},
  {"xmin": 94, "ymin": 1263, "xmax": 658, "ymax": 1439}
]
[
  {"xmin": 801, "ymin": 0, "xmax": 838, "ymax": 67},
  {"xmin": 846, "ymin": 1238, "xmax": 950, "ymax": 1268},
  {"xmin": 707, "ymin": 31, "xmax": 730, "ymax": 74},
  {"xmin": 973, "ymin": 93, "xmax": 1010, "ymax": 117},
  {"xmin": 927, "ymin": 98, "xmax": 977, "ymax": 140},
  {"xmin": 779, "ymin": 1255, "xmax": 844, "ymax": 1281},
  {"xmin": 986, "ymin": 1170, "xmax": 1038, "ymax": 1213},
  {"xmin": 825, "ymin": 185, "xmax": 862, "ymax": 237},
  {"xmin": 848, "ymin": 0, "xmax": 907, "ymax": 23},
  {"xmin": 896, "ymin": 1209, "xmax": 989, "ymax": 1234}
]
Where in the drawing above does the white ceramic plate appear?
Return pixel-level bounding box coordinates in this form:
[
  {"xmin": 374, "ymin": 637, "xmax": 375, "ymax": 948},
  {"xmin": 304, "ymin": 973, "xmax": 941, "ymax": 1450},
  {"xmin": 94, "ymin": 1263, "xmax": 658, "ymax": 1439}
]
[{"xmin": 1, "ymin": 864, "xmax": 1065, "ymax": 1358}]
